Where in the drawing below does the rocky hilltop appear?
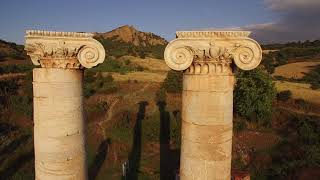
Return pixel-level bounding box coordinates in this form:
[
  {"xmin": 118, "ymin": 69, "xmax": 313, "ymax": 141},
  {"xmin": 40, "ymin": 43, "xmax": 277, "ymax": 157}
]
[{"xmin": 95, "ymin": 25, "xmax": 167, "ymax": 47}]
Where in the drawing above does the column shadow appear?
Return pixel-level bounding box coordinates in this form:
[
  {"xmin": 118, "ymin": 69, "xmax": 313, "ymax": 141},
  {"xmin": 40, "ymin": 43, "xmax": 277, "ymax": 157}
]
[
  {"xmin": 88, "ymin": 138, "xmax": 111, "ymax": 180},
  {"xmin": 0, "ymin": 149, "xmax": 34, "ymax": 179},
  {"xmin": 126, "ymin": 101, "xmax": 148, "ymax": 180},
  {"xmin": 157, "ymin": 101, "xmax": 180, "ymax": 180}
]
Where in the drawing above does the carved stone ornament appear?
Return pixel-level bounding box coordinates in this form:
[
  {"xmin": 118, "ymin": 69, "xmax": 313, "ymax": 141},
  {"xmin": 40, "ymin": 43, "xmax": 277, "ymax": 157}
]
[
  {"xmin": 25, "ymin": 30, "xmax": 105, "ymax": 69},
  {"xmin": 164, "ymin": 31, "xmax": 262, "ymax": 74}
]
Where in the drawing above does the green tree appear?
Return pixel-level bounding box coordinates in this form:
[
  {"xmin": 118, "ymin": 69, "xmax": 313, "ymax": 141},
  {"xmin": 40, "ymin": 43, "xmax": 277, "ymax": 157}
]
[
  {"xmin": 234, "ymin": 68, "xmax": 276, "ymax": 124},
  {"xmin": 262, "ymin": 54, "xmax": 275, "ymax": 74},
  {"xmin": 162, "ymin": 70, "xmax": 183, "ymax": 93},
  {"xmin": 276, "ymin": 51, "xmax": 288, "ymax": 65}
]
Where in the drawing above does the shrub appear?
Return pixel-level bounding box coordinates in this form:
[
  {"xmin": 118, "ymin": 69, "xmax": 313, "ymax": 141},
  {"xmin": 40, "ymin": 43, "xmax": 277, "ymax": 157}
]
[
  {"xmin": 294, "ymin": 98, "xmax": 311, "ymax": 111},
  {"xmin": 1, "ymin": 72, "xmax": 33, "ymax": 118},
  {"xmin": 138, "ymin": 51, "xmax": 146, "ymax": 59},
  {"xmin": 0, "ymin": 64, "xmax": 33, "ymax": 75},
  {"xmin": 262, "ymin": 54, "xmax": 275, "ymax": 74},
  {"xmin": 234, "ymin": 68, "xmax": 276, "ymax": 124},
  {"xmin": 0, "ymin": 79, "xmax": 19, "ymax": 95},
  {"xmin": 162, "ymin": 70, "xmax": 183, "ymax": 93},
  {"xmin": 95, "ymin": 36, "xmax": 166, "ymax": 59},
  {"xmin": 89, "ymin": 57, "xmax": 145, "ymax": 74},
  {"xmin": 155, "ymin": 88, "xmax": 166, "ymax": 102},
  {"xmin": 124, "ymin": 59, "xmax": 131, "ymax": 65},
  {"xmin": 234, "ymin": 120, "xmax": 247, "ymax": 132},
  {"xmin": 303, "ymin": 65, "xmax": 320, "ymax": 89},
  {"xmin": 83, "ymin": 72, "xmax": 118, "ymax": 98},
  {"xmin": 275, "ymin": 51, "xmax": 288, "ymax": 66},
  {"xmin": 273, "ymin": 75, "xmax": 285, "ymax": 81},
  {"xmin": 277, "ymin": 90, "xmax": 292, "ymax": 101}
]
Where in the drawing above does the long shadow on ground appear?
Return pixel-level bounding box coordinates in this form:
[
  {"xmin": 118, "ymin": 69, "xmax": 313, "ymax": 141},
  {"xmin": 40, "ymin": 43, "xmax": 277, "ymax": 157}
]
[
  {"xmin": 126, "ymin": 101, "xmax": 148, "ymax": 180},
  {"xmin": 89, "ymin": 138, "xmax": 111, "ymax": 180},
  {"xmin": 157, "ymin": 101, "xmax": 180, "ymax": 180}
]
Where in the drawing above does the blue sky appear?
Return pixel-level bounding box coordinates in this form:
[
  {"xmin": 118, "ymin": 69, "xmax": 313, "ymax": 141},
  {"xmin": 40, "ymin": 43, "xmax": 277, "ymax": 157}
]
[{"xmin": 1, "ymin": 0, "xmax": 319, "ymax": 44}]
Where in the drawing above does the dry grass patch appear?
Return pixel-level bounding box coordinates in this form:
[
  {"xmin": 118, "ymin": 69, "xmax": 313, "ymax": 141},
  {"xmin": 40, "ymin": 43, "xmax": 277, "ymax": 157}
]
[
  {"xmin": 105, "ymin": 71, "xmax": 167, "ymax": 82},
  {"xmin": 119, "ymin": 56, "xmax": 169, "ymax": 72},
  {"xmin": 273, "ymin": 61, "xmax": 320, "ymax": 79},
  {"xmin": 275, "ymin": 81, "xmax": 320, "ymax": 104},
  {"xmin": 262, "ymin": 49, "xmax": 279, "ymax": 54}
]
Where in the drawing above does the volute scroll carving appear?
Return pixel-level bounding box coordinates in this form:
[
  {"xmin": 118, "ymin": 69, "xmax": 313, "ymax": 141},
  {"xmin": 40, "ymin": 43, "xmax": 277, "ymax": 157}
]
[
  {"xmin": 164, "ymin": 40, "xmax": 194, "ymax": 71},
  {"xmin": 164, "ymin": 31, "xmax": 262, "ymax": 73},
  {"xmin": 25, "ymin": 30, "xmax": 106, "ymax": 69}
]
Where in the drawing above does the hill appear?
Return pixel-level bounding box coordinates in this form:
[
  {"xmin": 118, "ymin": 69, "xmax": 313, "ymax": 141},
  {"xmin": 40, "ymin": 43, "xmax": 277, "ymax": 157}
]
[
  {"xmin": 0, "ymin": 39, "xmax": 28, "ymax": 63},
  {"xmin": 95, "ymin": 25, "xmax": 167, "ymax": 47},
  {"xmin": 94, "ymin": 25, "xmax": 167, "ymax": 59}
]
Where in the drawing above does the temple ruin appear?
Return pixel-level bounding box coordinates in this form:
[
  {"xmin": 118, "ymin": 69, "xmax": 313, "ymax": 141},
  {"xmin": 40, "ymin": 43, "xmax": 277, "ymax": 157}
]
[
  {"xmin": 25, "ymin": 30, "xmax": 105, "ymax": 180},
  {"xmin": 164, "ymin": 30, "xmax": 262, "ymax": 180}
]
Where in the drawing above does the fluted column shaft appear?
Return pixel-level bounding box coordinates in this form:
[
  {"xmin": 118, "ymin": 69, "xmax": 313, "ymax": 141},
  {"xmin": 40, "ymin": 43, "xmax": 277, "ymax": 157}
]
[
  {"xmin": 33, "ymin": 68, "xmax": 87, "ymax": 180},
  {"xmin": 163, "ymin": 30, "xmax": 262, "ymax": 180},
  {"xmin": 25, "ymin": 30, "xmax": 106, "ymax": 180},
  {"xmin": 180, "ymin": 72, "xmax": 234, "ymax": 180}
]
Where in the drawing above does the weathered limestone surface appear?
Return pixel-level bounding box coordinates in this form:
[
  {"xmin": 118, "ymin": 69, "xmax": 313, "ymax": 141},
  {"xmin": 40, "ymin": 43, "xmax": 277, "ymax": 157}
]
[
  {"xmin": 164, "ymin": 31, "xmax": 262, "ymax": 180},
  {"xmin": 25, "ymin": 30, "xmax": 105, "ymax": 180}
]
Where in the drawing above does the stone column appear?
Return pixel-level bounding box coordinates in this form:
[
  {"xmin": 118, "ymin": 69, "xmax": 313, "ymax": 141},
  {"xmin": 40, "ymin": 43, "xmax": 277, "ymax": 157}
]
[
  {"xmin": 25, "ymin": 30, "xmax": 105, "ymax": 180},
  {"xmin": 164, "ymin": 31, "xmax": 262, "ymax": 180}
]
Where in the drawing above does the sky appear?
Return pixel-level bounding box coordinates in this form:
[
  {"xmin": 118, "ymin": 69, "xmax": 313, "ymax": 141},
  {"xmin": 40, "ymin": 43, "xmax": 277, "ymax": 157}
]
[{"xmin": 0, "ymin": 0, "xmax": 319, "ymax": 44}]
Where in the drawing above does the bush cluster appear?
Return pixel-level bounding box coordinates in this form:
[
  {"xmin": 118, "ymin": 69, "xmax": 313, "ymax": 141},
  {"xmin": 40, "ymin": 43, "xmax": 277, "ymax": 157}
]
[
  {"xmin": 276, "ymin": 90, "xmax": 292, "ymax": 102},
  {"xmin": 89, "ymin": 57, "xmax": 144, "ymax": 74},
  {"xmin": 234, "ymin": 68, "xmax": 276, "ymax": 124},
  {"xmin": 84, "ymin": 71, "xmax": 118, "ymax": 98},
  {"xmin": 266, "ymin": 116, "xmax": 320, "ymax": 179},
  {"xmin": 155, "ymin": 70, "xmax": 183, "ymax": 102},
  {"xmin": 162, "ymin": 70, "xmax": 183, "ymax": 93},
  {"xmin": 0, "ymin": 72, "xmax": 33, "ymax": 120},
  {"xmin": 95, "ymin": 36, "xmax": 166, "ymax": 59},
  {"xmin": 261, "ymin": 40, "xmax": 320, "ymax": 74},
  {"xmin": 303, "ymin": 65, "xmax": 320, "ymax": 89},
  {"xmin": 0, "ymin": 64, "xmax": 33, "ymax": 75}
]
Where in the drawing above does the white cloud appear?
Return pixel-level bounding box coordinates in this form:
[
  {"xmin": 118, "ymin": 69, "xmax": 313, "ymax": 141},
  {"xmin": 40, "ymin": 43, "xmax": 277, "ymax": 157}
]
[
  {"xmin": 265, "ymin": 0, "xmax": 320, "ymax": 11},
  {"xmin": 245, "ymin": 0, "xmax": 320, "ymax": 43}
]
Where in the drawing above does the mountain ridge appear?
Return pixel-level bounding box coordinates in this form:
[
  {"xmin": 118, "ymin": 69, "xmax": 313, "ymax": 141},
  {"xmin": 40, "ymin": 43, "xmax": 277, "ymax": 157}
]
[
  {"xmin": 95, "ymin": 25, "xmax": 168, "ymax": 47},
  {"xmin": 94, "ymin": 25, "xmax": 167, "ymax": 59}
]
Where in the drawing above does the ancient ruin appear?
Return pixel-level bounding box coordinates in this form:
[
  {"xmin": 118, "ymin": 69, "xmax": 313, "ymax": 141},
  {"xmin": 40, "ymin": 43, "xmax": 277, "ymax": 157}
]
[
  {"xmin": 164, "ymin": 30, "xmax": 262, "ymax": 179},
  {"xmin": 25, "ymin": 30, "xmax": 105, "ymax": 180}
]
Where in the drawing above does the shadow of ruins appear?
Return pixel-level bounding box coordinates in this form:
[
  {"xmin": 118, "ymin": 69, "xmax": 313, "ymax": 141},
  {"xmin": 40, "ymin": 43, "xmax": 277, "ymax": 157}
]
[
  {"xmin": 126, "ymin": 101, "xmax": 148, "ymax": 180},
  {"xmin": 157, "ymin": 101, "xmax": 180, "ymax": 180},
  {"xmin": 0, "ymin": 148, "xmax": 34, "ymax": 179},
  {"xmin": 0, "ymin": 134, "xmax": 30, "ymax": 159},
  {"xmin": 89, "ymin": 138, "xmax": 111, "ymax": 180}
]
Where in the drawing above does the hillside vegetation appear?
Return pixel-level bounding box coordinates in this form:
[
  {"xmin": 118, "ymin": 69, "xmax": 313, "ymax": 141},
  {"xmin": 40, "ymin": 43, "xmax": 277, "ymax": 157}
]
[
  {"xmin": 95, "ymin": 25, "xmax": 167, "ymax": 59},
  {"xmin": 0, "ymin": 40, "xmax": 28, "ymax": 62},
  {"xmin": 0, "ymin": 31, "xmax": 320, "ymax": 179},
  {"xmin": 261, "ymin": 40, "xmax": 320, "ymax": 74}
]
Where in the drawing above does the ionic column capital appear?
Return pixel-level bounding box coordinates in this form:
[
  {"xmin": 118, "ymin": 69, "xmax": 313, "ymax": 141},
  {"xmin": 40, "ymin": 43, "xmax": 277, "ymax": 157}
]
[
  {"xmin": 25, "ymin": 30, "xmax": 105, "ymax": 69},
  {"xmin": 164, "ymin": 31, "xmax": 262, "ymax": 74}
]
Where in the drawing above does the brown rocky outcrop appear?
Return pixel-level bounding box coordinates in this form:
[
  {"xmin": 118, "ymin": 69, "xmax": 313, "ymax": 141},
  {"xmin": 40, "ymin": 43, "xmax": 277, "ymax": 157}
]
[{"xmin": 95, "ymin": 25, "xmax": 167, "ymax": 47}]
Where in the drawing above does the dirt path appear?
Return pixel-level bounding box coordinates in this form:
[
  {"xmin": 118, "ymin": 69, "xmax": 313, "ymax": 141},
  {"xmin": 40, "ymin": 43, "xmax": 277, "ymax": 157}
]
[
  {"xmin": 97, "ymin": 97, "xmax": 120, "ymax": 139},
  {"xmin": 95, "ymin": 83, "xmax": 151, "ymax": 139}
]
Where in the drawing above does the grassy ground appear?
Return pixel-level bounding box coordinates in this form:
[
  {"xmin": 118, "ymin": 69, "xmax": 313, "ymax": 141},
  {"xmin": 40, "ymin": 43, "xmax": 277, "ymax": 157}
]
[
  {"xmin": 85, "ymin": 81, "xmax": 181, "ymax": 180},
  {"xmin": 1, "ymin": 57, "xmax": 320, "ymax": 179},
  {"xmin": 273, "ymin": 61, "xmax": 320, "ymax": 79},
  {"xmin": 105, "ymin": 72, "xmax": 167, "ymax": 83},
  {"xmin": 275, "ymin": 81, "xmax": 320, "ymax": 104},
  {"xmin": 118, "ymin": 56, "xmax": 169, "ymax": 72}
]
